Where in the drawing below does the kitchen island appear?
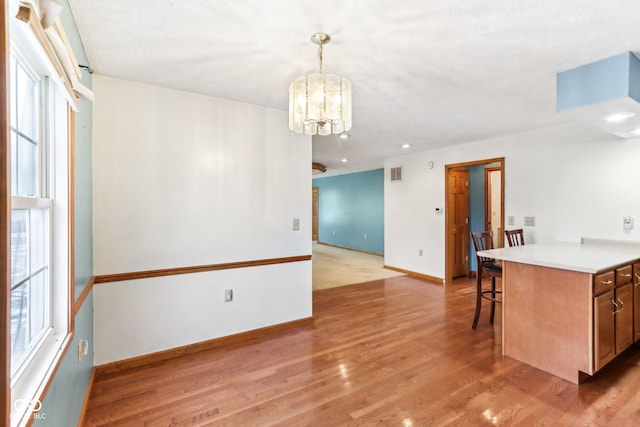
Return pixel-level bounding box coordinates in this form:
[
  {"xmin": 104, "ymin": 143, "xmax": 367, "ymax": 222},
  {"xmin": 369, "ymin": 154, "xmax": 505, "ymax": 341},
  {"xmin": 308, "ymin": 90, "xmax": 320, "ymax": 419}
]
[{"xmin": 478, "ymin": 239, "xmax": 640, "ymax": 384}]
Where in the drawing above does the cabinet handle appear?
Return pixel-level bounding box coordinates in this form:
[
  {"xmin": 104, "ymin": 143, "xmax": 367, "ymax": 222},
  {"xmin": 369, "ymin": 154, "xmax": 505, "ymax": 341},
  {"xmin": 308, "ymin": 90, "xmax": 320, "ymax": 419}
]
[
  {"xmin": 635, "ymin": 273, "xmax": 640, "ymax": 280},
  {"xmin": 612, "ymin": 298, "xmax": 624, "ymax": 314},
  {"xmin": 601, "ymin": 280, "xmax": 613, "ymax": 285},
  {"xmin": 620, "ymin": 273, "xmax": 631, "ymax": 277}
]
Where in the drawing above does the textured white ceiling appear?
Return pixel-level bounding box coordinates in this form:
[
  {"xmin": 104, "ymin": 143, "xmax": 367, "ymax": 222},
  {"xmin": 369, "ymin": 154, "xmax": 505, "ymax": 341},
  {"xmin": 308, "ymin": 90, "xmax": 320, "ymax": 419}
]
[{"xmin": 68, "ymin": 0, "xmax": 640, "ymax": 172}]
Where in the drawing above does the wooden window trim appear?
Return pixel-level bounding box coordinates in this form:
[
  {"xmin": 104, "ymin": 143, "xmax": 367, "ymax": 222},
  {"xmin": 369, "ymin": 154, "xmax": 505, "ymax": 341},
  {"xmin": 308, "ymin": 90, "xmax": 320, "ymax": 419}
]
[{"xmin": 1, "ymin": 0, "xmax": 11, "ymax": 423}]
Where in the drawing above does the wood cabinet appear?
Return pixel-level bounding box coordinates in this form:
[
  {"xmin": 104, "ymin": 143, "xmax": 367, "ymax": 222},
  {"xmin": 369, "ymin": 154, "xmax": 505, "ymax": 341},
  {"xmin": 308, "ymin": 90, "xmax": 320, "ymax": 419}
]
[
  {"xmin": 634, "ymin": 263, "xmax": 640, "ymax": 342},
  {"xmin": 594, "ymin": 289, "xmax": 615, "ymax": 370},
  {"xmin": 492, "ymin": 242, "xmax": 640, "ymax": 384},
  {"xmin": 593, "ymin": 265, "xmax": 634, "ymax": 371},
  {"xmin": 593, "ymin": 271, "xmax": 615, "ymax": 370},
  {"xmin": 615, "ymin": 283, "xmax": 634, "ymax": 352}
]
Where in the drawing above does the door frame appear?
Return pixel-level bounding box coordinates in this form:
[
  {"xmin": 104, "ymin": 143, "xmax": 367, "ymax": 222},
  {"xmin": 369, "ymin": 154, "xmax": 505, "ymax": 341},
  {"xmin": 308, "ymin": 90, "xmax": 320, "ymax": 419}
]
[{"xmin": 444, "ymin": 157, "xmax": 505, "ymax": 284}]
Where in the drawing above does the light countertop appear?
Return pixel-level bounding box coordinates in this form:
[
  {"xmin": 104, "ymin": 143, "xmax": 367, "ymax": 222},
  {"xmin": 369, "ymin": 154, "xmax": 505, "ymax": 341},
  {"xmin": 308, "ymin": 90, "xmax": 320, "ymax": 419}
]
[{"xmin": 477, "ymin": 239, "xmax": 640, "ymax": 273}]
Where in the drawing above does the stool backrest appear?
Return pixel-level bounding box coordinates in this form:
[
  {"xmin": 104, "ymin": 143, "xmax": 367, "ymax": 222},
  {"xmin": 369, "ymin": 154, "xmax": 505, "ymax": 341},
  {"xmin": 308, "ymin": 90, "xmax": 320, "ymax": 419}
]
[
  {"xmin": 504, "ymin": 229, "xmax": 525, "ymax": 247},
  {"xmin": 470, "ymin": 231, "xmax": 496, "ymax": 263}
]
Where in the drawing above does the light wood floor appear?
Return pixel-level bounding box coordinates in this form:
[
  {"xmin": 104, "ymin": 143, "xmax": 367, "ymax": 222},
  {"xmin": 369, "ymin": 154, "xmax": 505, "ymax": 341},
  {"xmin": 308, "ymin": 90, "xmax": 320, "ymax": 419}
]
[
  {"xmin": 84, "ymin": 276, "xmax": 640, "ymax": 426},
  {"xmin": 312, "ymin": 243, "xmax": 404, "ymax": 290}
]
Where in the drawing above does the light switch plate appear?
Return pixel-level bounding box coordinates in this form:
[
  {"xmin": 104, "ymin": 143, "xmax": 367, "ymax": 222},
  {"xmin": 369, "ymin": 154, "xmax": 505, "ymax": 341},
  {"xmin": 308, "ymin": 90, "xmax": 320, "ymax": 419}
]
[{"xmin": 524, "ymin": 216, "xmax": 535, "ymax": 226}]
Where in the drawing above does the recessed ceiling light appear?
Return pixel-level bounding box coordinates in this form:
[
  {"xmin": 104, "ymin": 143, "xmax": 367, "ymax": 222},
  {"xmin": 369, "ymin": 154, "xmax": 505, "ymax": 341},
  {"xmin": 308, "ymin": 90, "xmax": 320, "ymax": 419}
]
[
  {"xmin": 401, "ymin": 143, "xmax": 411, "ymax": 149},
  {"xmin": 341, "ymin": 158, "xmax": 348, "ymax": 163},
  {"xmin": 339, "ymin": 133, "xmax": 350, "ymax": 140},
  {"xmin": 604, "ymin": 112, "xmax": 636, "ymax": 122}
]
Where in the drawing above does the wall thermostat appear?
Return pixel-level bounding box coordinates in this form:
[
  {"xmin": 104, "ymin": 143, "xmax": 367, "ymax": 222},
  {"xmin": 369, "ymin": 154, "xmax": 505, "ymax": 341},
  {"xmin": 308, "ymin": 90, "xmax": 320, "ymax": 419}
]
[{"xmin": 427, "ymin": 161, "xmax": 434, "ymax": 169}]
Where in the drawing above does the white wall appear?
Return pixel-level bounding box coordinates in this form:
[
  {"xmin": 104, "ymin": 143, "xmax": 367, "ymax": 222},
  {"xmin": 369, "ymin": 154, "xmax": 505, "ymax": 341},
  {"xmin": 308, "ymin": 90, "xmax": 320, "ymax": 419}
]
[
  {"xmin": 92, "ymin": 76, "xmax": 312, "ymax": 364},
  {"xmin": 385, "ymin": 123, "xmax": 640, "ymax": 281},
  {"xmin": 93, "ymin": 263, "xmax": 311, "ymax": 364}
]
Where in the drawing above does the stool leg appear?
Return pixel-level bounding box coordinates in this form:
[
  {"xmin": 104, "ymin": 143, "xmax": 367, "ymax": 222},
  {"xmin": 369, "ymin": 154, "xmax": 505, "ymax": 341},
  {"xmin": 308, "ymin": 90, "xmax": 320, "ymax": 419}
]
[
  {"xmin": 472, "ymin": 271, "xmax": 482, "ymax": 329},
  {"xmin": 489, "ymin": 277, "xmax": 496, "ymax": 324}
]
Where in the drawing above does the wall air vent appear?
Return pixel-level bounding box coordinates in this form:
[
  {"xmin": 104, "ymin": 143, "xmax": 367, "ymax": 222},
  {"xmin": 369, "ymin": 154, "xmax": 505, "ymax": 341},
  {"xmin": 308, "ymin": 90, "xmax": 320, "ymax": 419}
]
[{"xmin": 390, "ymin": 166, "xmax": 402, "ymax": 182}]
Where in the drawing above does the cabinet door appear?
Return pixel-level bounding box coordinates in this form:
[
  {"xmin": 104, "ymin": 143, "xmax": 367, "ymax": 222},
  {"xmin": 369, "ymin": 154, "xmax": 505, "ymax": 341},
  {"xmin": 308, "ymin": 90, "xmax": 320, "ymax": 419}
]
[
  {"xmin": 634, "ymin": 264, "xmax": 640, "ymax": 343},
  {"xmin": 594, "ymin": 290, "xmax": 615, "ymax": 371},
  {"xmin": 615, "ymin": 283, "xmax": 634, "ymax": 354}
]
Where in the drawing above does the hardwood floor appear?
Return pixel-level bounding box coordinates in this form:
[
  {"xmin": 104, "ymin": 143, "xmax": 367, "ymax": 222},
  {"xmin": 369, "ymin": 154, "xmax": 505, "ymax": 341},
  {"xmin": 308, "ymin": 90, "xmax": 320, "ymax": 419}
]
[{"xmin": 84, "ymin": 276, "xmax": 640, "ymax": 426}]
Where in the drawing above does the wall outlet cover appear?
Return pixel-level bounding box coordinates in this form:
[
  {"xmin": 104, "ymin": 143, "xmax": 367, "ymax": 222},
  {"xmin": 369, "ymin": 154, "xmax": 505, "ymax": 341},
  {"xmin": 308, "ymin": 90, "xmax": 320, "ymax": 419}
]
[{"xmin": 78, "ymin": 339, "xmax": 89, "ymax": 362}]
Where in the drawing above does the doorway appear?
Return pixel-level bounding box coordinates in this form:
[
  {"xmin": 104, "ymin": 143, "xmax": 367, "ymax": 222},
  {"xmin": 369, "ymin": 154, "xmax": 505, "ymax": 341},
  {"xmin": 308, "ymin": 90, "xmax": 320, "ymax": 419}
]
[
  {"xmin": 485, "ymin": 167, "xmax": 502, "ymax": 248},
  {"xmin": 445, "ymin": 158, "xmax": 504, "ymax": 284},
  {"xmin": 312, "ymin": 187, "xmax": 319, "ymax": 241}
]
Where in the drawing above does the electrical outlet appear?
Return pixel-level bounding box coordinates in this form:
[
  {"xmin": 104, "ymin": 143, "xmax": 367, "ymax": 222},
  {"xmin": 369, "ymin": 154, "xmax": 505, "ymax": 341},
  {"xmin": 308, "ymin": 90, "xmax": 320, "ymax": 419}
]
[
  {"xmin": 419, "ymin": 249, "xmax": 423, "ymax": 256},
  {"xmin": 225, "ymin": 289, "xmax": 233, "ymax": 302},
  {"xmin": 292, "ymin": 218, "xmax": 300, "ymax": 231},
  {"xmin": 364, "ymin": 233, "xmax": 367, "ymax": 240}
]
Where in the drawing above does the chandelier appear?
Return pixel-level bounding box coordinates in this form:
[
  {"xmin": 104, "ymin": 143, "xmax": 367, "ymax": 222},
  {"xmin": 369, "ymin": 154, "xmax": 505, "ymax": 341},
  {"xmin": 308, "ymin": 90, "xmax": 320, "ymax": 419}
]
[{"xmin": 289, "ymin": 33, "xmax": 352, "ymax": 136}]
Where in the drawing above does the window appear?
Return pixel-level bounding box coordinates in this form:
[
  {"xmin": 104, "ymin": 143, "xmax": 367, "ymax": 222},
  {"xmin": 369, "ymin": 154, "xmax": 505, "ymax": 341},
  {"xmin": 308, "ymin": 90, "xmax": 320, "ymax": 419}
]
[
  {"xmin": 9, "ymin": 50, "xmax": 52, "ymax": 376},
  {"xmin": 8, "ymin": 7, "xmax": 72, "ymax": 425}
]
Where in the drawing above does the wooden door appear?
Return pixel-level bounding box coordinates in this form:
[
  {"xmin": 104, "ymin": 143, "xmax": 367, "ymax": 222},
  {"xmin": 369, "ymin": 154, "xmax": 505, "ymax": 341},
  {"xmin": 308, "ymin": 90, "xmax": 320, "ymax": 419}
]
[
  {"xmin": 615, "ymin": 283, "xmax": 634, "ymax": 353},
  {"xmin": 594, "ymin": 290, "xmax": 615, "ymax": 371},
  {"xmin": 447, "ymin": 169, "xmax": 469, "ymax": 278},
  {"xmin": 312, "ymin": 187, "xmax": 319, "ymax": 241}
]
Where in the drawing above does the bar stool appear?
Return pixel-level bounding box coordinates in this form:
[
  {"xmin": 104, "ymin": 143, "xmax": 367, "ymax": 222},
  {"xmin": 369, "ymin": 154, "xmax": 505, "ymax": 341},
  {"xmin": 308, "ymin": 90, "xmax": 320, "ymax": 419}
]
[
  {"xmin": 504, "ymin": 228, "xmax": 525, "ymax": 247},
  {"xmin": 470, "ymin": 231, "xmax": 502, "ymax": 329}
]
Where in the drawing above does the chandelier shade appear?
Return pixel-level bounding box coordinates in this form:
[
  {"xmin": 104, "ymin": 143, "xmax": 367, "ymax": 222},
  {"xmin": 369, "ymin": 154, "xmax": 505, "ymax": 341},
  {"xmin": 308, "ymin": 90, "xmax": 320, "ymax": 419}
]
[{"xmin": 289, "ymin": 33, "xmax": 352, "ymax": 136}]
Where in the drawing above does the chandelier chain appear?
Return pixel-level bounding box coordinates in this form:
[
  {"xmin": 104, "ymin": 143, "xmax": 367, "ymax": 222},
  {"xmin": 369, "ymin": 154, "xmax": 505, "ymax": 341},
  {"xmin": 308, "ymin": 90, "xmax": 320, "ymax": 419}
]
[{"xmin": 318, "ymin": 44, "xmax": 323, "ymax": 74}]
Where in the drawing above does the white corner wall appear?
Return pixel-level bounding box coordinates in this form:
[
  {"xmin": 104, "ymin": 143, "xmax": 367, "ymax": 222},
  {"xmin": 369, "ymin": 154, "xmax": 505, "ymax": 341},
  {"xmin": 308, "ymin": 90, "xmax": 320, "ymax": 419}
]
[
  {"xmin": 92, "ymin": 76, "xmax": 312, "ymax": 365},
  {"xmin": 385, "ymin": 123, "xmax": 640, "ymax": 280}
]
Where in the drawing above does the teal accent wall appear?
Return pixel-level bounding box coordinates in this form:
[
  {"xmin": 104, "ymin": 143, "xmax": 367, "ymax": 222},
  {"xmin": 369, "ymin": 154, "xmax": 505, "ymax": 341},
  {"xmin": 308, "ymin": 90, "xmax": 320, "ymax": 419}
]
[
  {"xmin": 468, "ymin": 165, "xmax": 486, "ymax": 272},
  {"xmin": 74, "ymin": 90, "xmax": 93, "ymax": 297},
  {"xmin": 33, "ymin": 2, "xmax": 94, "ymax": 426},
  {"xmin": 312, "ymin": 169, "xmax": 384, "ymax": 254},
  {"xmin": 33, "ymin": 293, "xmax": 93, "ymax": 426}
]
